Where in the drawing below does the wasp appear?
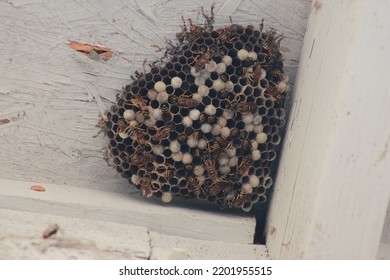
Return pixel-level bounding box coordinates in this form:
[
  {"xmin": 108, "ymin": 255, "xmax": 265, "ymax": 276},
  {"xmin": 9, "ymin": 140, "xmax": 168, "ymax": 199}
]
[
  {"xmin": 155, "ymin": 164, "xmax": 174, "ymax": 180},
  {"xmin": 209, "ymin": 135, "xmax": 234, "ymax": 157},
  {"xmin": 139, "ymin": 168, "xmax": 153, "ymax": 197},
  {"xmin": 231, "ymin": 156, "xmax": 252, "ymax": 181},
  {"xmin": 267, "ymin": 82, "xmax": 286, "ymax": 105},
  {"xmin": 130, "ymin": 96, "xmax": 151, "ymax": 121},
  {"xmin": 199, "ymin": 113, "xmax": 216, "ymax": 124},
  {"xmin": 177, "ymin": 17, "xmax": 204, "ymax": 48},
  {"xmin": 271, "ymin": 68, "xmax": 285, "ymax": 82},
  {"xmin": 168, "ymin": 93, "xmax": 200, "ymax": 108},
  {"xmin": 216, "ymin": 24, "xmax": 239, "ymax": 45},
  {"xmin": 178, "ymin": 133, "xmax": 187, "ymax": 143},
  {"xmin": 190, "ymin": 47, "xmax": 217, "ymax": 72},
  {"xmin": 218, "ymin": 80, "xmax": 233, "ymax": 99},
  {"xmin": 241, "ymin": 61, "xmax": 263, "ymax": 85},
  {"xmin": 200, "ymin": 150, "xmax": 218, "ymax": 182},
  {"xmin": 127, "ymin": 152, "xmax": 155, "ymax": 168},
  {"xmin": 241, "ymin": 139, "xmax": 252, "ymax": 153},
  {"xmin": 160, "ymin": 103, "xmax": 172, "ymax": 122},
  {"xmin": 199, "ymin": 113, "xmax": 207, "ymax": 124},
  {"xmin": 187, "ymin": 175, "xmax": 205, "ymax": 196},
  {"xmin": 189, "ymin": 130, "xmax": 203, "ymax": 141},
  {"xmin": 225, "ymin": 96, "xmax": 258, "ymax": 116},
  {"xmin": 226, "ymin": 192, "xmax": 251, "ymax": 208},
  {"xmin": 261, "ymin": 32, "xmax": 283, "ymax": 57},
  {"xmin": 208, "ymin": 179, "xmax": 231, "ymax": 196},
  {"xmin": 152, "ymin": 123, "xmax": 175, "ymax": 142},
  {"xmin": 116, "ymin": 120, "xmax": 146, "ymax": 144},
  {"xmin": 200, "ymin": 3, "xmax": 215, "ymax": 31}
]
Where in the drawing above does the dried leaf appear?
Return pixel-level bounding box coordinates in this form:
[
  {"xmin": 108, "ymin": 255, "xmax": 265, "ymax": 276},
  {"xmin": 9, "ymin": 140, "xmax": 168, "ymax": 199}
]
[
  {"xmin": 31, "ymin": 185, "xmax": 46, "ymax": 192},
  {"xmin": 43, "ymin": 224, "xmax": 59, "ymax": 239},
  {"xmin": 67, "ymin": 41, "xmax": 113, "ymax": 61},
  {"xmin": 0, "ymin": 119, "xmax": 10, "ymax": 126}
]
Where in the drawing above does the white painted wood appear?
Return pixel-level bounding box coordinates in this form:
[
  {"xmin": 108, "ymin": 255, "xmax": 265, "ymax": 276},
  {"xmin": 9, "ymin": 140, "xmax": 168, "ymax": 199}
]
[
  {"xmin": 0, "ymin": 208, "xmax": 151, "ymax": 260},
  {"xmin": 0, "ymin": 179, "xmax": 269, "ymax": 259},
  {"xmin": 149, "ymin": 231, "xmax": 269, "ymax": 260},
  {"xmin": 378, "ymin": 202, "xmax": 390, "ymax": 259},
  {"xmin": 0, "ymin": 0, "xmax": 310, "ymax": 191},
  {"xmin": 266, "ymin": 0, "xmax": 390, "ymax": 259},
  {"xmin": 0, "ymin": 0, "xmax": 311, "ymax": 258},
  {"xmin": 0, "ymin": 179, "xmax": 255, "ymax": 244}
]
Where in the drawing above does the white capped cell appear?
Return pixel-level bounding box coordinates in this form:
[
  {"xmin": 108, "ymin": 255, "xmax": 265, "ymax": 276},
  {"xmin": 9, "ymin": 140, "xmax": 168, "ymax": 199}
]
[
  {"xmin": 161, "ymin": 192, "xmax": 172, "ymax": 203},
  {"xmin": 157, "ymin": 91, "xmax": 169, "ymax": 103},
  {"xmin": 189, "ymin": 109, "xmax": 201, "ymax": 120},
  {"xmin": 187, "ymin": 137, "xmax": 198, "ymax": 148},
  {"xmin": 169, "ymin": 141, "xmax": 180, "ymax": 153},
  {"xmin": 195, "ymin": 76, "xmax": 205, "ymax": 86},
  {"xmin": 154, "ymin": 81, "xmax": 166, "ymax": 92},
  {"xmin": 256, "ymin": 132, "xmax": 267, "ymax": 144},
  {"xmin": 219, "ymin": 165, "xmax": 231, "ymax": 175},
  {"xmin": 148, "ymin": 89, "xmax": 158, "ymax": 100},
  {"xmin": 191, "ymin": 66, "xmax": 201, "ymax": 77},
  {"xmin": 277, "ymin": 81, "xmax": 288, "ymax": 93},
  {"xmin": 205, "ymin": 104, "xmax": 216, "ymax": 115},
  {"xmin": 211, "ymin": 124, "xmax": 222, "ymax": 135},
  {"xmin": 212, "ymin": 79, "xmax": 225, "ymax": 91},
  {"xmin": 153, "ymin": 108, "xmax": 163, "ymax": 120},
  {"xmin": 229, "ymin": 156, "xmax": 238, "ymax": 167},
  {"xmin": 221, "ymin": 126, "xmax": 231, "ymax": 138},
  {"xmin": 123, "ymin": 109, "xmax": 135, "ymax": 121},
  {"xmin": 194, "ymin": 165, "xmax": 205, "ymax": 176},
  {"xmin": 237, "ymin": 49, "xmax": 249, "ymax": 61},
  {"xmin": 253, "ymin": 114, "xmax": 262, "ymax": 125},
  {"xmin": 201, "ymin": 123, "xmax": 212, "ymax": 133},
  {"xmin": 192, "ymin": 93, "xmax": 203, "ymax": 103},
  {"xmin": 226, "ymin": 148, "xmax": 236, "ymax": 157},
  {"xmin": 172, "ymin": 152, "xmax": 183, "ymax": 162},
  {"xmin": 242, "ymin": 114, "xmax": 254, "ymax": 124},
  {"xmin": 248, "ymin": 51, "xmax": 258, "ymax": 61},
  {"xmin": 205, "ymin": 61, "xmax": 217, "ymax": 72},
  {"xmin": 249, "ymin": 175, "xmax": 260, "ymax": 187},
  {"xmin": 222, "ymin": 55, "xmax": 232, "ymax": 66},
  {"xmin": 223, "ymin": 110, "xmax": 235, "ymax": 119},
  {"xmin": 198, "ymin": 85, "xmax": 209, "ymax": 97},
  {"xmin": 145, "ymin": 116, "xmax": 156, "ymax": 127},
  {"xmin": 171, "ymin": 77, "xmax": 183, "ymax": 88},
  {"xmin": 182, "ymin": 116, "xmax": 193, "ymax": 127},
  {"xmin": 182, "ymin": 153, "xmax": 193, "ymax": 164},
  {"xmin": 218, "ymin": 155, "xmax": 229, "ymax": 166},
  {"xmin": 197, "ymin": 139, "xmax": 207, "ymax": 149},
  {"xmin": 242, "ymin": 183, "xmax": 253, "ymax": 194},
  {"xmin": 254, "ymin": 124, "xmax": 264, "ymax": 134},
  {"xmin": 217, "ymin": 117, "xmax": 227, "ymax": 127},
  {"xmin": 245, "ymin": 123, "xmax": 254, "ymax": 132},
  {"xmin": 152, "ymin": 144, "xmax": 164, "ymax": 155},
  {"xmin": 216, "ymin": 62, "xmax": 227, "ymax": 74},
  {"xmin": 251, "ymin": 149, "xmax": 261, "ymax": 161}
]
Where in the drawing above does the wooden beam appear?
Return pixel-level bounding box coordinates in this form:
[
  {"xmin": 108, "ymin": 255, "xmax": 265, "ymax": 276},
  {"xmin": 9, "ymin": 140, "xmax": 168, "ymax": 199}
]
[{"xmin": 267, "ymin": 0, "xmax": 390, "ymax": 259}]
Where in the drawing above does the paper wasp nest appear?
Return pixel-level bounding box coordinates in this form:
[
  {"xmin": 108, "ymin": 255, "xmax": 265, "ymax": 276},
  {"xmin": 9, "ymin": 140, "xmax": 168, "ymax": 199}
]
[{"xmin": 105, "ymin": 16, "xmax": 288, "ymax": 212}]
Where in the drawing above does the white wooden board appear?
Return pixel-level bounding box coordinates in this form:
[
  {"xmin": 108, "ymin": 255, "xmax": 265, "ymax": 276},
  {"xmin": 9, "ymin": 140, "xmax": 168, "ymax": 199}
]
[
  {"xmin": 266, "ymin": 0, "xmax": 390, "ymax": 259},
  {"xmin": 0, "ymin": 0, "xmax": 310, "ymax": 191},
  {"xmin": 0, "ymin": 0, "xmax": 311, "ymax": 258}
]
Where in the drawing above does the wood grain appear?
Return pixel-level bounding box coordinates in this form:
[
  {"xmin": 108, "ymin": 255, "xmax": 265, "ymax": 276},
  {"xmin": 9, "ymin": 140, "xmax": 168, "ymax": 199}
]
[
  {"xmin": 0, "ymin": 0, "xmax": 310, "ymax": 191},
  {"xmin": 266, "ymin": 0, "xmax": 390, "ymax": 259}
]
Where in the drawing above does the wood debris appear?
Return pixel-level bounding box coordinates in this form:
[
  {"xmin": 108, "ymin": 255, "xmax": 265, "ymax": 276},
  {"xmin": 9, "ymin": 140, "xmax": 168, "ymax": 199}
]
[
  {"xmin": 43, "ymin": 224, "xmax": 59, "ymax": 239},
  {"xmin": 31, "ymin": 185, "xmax": 46, "ymax": 192},
  {"xmin": 67, "ymin": 41, "xmax": 113, "ymax": 61}
]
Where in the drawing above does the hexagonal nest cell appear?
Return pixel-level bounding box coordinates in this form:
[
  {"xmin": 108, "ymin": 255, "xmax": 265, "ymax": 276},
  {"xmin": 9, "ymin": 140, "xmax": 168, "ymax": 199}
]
[{"xmin": 104, "ymin": 16, "xmax": 289, "ymax": 212}]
